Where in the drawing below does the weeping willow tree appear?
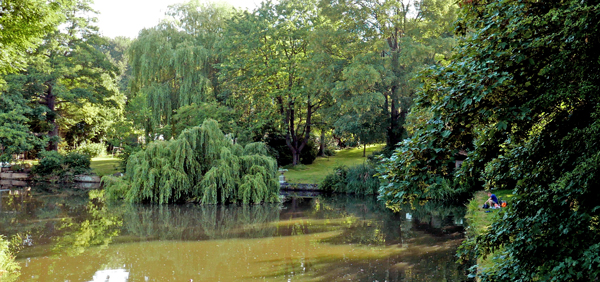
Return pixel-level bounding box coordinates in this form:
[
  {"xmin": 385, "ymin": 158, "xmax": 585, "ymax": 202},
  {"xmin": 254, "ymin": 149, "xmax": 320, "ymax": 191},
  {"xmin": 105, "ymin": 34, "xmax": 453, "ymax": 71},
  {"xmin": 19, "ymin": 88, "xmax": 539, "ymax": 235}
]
[
  {"xmin": 104, "ymin": 119, "xmax": 279, "ymax": 204},
  {"xmin": 128, "ymin": 1, "xmax": 234, "ymax": 139}
]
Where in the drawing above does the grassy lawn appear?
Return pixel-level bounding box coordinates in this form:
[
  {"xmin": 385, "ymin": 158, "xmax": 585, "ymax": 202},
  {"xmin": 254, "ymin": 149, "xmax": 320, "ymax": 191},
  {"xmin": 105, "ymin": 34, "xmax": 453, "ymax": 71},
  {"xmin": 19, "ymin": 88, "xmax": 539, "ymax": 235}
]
[
  {"xmin": 90, "ymin": 156, "xmax": 121, "ymax": 176},
  {"xmin": 283, "ymin": 144, "xmax": 385, "ymax": 184},
  {"xmin": 465, "ymin": 189, "xmax": 514, "ymax": 271}
]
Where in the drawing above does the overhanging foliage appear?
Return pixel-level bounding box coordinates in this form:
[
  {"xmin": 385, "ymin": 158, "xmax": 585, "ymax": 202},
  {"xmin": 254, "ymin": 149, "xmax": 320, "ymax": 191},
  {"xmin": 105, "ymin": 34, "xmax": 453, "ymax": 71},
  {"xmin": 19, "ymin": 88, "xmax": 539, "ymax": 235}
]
[{"xmin": 379, "ymin": 0, "xmax": 600, "ymax": 280}]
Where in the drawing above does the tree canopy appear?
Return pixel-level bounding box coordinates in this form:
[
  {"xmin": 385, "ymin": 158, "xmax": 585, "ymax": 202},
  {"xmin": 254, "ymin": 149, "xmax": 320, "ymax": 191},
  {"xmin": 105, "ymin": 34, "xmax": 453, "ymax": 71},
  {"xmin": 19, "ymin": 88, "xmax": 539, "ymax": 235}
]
[
  {"xmin": 378, "ymin": 0, "xmax": 600, "ymax": 280},
  {"xmin": 0, "ymin": 0, "xmax": 62, "ymax": 82},
  {"xmin": 0, "ymin": 0, "xmax": 126, "ymax": 161}
]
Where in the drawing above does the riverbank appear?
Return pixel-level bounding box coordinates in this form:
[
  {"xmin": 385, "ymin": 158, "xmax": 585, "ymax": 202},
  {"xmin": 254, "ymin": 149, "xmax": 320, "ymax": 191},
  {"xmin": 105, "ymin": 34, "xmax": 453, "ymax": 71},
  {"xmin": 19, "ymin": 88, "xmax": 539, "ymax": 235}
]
[
  {"xmin": 464, "ymin": 190, "xmax": 513, "ymax": 272},
  {"xmin": 284, "ymin": 144, "xmax": 385, "ymax": 184}
]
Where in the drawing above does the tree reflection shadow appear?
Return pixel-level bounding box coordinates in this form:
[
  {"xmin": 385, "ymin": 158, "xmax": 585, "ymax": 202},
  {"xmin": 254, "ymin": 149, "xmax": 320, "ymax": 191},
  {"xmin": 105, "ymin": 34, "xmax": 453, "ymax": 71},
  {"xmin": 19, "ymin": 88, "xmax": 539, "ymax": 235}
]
[{"xmin": 7, "ymin": 186, "xmax": 470, "ymax": 282}]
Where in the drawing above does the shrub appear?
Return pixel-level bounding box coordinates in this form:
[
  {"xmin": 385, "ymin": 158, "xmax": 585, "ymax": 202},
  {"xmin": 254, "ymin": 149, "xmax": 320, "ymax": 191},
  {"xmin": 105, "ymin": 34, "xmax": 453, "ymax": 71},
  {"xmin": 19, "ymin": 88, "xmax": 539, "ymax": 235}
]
[
  {"xmin": 323, "ymin": 147, "xmax": 336, "ymax": 157},
  {"xmin": 63, "ymin": 153, "xmax": 91, "ymax": 175},
  {"xmin": 321, "ymin": 164, "xmax": 380, "ymax": 195},
  {"xmin": 9, "ymin": 165, "xmax": 22, "ymax": 172},
  {"xmin": 33, "ymin": 151, "xmax": 91, "ymax": 177},
  {"xmin": 34, "ymin": 150, "xmax": 64, "ymax": 175},
  {"xmin": 265, "ymin": 134, "xmax": 318, "ymax": 166},
  {"xmin": 73, "ymin": 142, "xmax": 106, "ymax": 158}
]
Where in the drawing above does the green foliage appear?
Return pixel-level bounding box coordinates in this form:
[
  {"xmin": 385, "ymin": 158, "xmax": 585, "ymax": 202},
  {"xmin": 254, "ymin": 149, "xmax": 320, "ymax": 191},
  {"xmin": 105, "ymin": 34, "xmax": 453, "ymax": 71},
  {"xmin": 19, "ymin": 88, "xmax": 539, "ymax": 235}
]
[
  {"xmin": 34, "ymin": 151, "xmax": 91, "ymax": 177},
  {"xmin": 379, "ymin": 0, "xmax": 600, "ymax": 280},
  {"xmin": 172, "ymin": 102, "xmax": 238, "ymax": 138},
  {"xmin": 63, "ymin": 153, "xmax": 91, "ymax": 174},
  {"xmin": 2, "ymin": 0, "xmax": 120, "ymax": 151},
  {"xmin": 265, "ymin": 134, "xmax": 318, "ymax": 166},
  {"xmin": 104, "ymin": 119, "xmax": 279, "ymax": 204},
  {"xmin": 35, "ymin": 150, "xmax": 64, "ymax": 175},
  {"xmin": 128, "ymin": 2, "xmax": 234, "ymax": 139},
  {"xmin": 0, "ymin": 235, "xmax": 20, "ymax": 282},
  {"xmin": 327, "ymin": 0, "xmax": 458, "ymax": 147},
  {"xmin": 118, "ymin": 143, "xmax": 142, "ymax": 172},
  {"xmin": 0, "ymin": 0, "xmax": 61, "ymax": 82},
  {"xmin": 0, "ymin": 77, "xmax": 47, "ymax": 162},
  {"xmin": 72, "ymin": 142, "xmax": 106, "ymax": 158},
  {"xmin": 299, "ymin": 139, "xmax": 318, "ymax": 165},
  {"xmin": 321, "ymin": 164, "xmax": 380, "ymax": 195}
]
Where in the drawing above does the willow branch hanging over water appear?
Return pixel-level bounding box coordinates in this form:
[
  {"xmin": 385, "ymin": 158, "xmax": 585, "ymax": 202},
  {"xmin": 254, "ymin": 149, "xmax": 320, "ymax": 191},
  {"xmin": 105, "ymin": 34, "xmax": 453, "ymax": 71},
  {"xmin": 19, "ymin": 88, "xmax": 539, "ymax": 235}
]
[{"xmin": 103, "ymin": 119, "xmax": 279, "ymax": 204}]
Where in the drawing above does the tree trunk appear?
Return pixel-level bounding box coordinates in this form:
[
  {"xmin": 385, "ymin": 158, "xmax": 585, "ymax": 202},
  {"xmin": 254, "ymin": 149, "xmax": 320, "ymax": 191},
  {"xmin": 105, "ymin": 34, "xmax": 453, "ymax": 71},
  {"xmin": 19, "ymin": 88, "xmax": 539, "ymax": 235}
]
[
  {"xmin": 285, "ymin": 100, "xmax": 313, "ymax": 166},
  {"xmin": 318, "ymin": 129, "xmax": 325, "ymax": 156},
  {"xmin": 388, "ymin": 95, "xmax": 400, "ymax": 147},
  {"xmin": 363, "ymin": 143, "xmax": 366, "ymax": 157},
  {"xmin": 46, "ymin": 85, "xmax": 59, "ymax": 151}
]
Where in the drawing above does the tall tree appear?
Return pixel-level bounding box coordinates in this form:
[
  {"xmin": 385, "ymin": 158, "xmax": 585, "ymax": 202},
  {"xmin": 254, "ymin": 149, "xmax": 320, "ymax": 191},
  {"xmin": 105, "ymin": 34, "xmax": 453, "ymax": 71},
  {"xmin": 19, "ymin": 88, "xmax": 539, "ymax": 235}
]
[
  {"xmin": 223, "ymin": 0, "xmax": 334, "ymax": 165},
  {"xmin": 326, "ymin": 0, "xmax": 457, "ymax": 148},
  {"xmin": 2, "ymin": 0, "xmax": 119, "ymax": 151},
  {"xmin": 0, "ymin": 0, "xmax": 63, "ymax": 160},
  {"xmin": 128, "ymin": 1, "xmax": 234, "ymax": 139}
]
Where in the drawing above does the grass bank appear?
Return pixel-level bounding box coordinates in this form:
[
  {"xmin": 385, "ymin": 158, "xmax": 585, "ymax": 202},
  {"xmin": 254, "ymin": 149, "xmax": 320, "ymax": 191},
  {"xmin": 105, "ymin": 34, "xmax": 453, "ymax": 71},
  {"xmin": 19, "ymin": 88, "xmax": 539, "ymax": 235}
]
[
  {"xmin": 464, "ymin": 190, "xmax": 514, "ymax": 272},
  {"xmin": 90, "ymin": 156, "xmax": 120, "ymax": 176},
  {"xmin": 283, "ymin": 144, "xmax": 385, "ymax": 184}
]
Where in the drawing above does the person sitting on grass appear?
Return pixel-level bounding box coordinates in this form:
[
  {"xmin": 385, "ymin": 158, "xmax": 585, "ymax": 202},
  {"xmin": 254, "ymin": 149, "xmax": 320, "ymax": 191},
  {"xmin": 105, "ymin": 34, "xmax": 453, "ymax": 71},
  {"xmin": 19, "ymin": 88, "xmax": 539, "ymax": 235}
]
[{"xmin": 484, "ymin": 191, "xmax": 499, "ymax": 208}]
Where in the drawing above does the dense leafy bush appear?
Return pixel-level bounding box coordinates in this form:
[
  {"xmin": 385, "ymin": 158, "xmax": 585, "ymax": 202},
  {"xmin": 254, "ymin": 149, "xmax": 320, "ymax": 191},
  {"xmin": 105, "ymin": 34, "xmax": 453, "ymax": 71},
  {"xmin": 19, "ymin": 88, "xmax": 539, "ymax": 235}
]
[
  {"xmin": 299, "ymin": 138, "xmax": 318, "ymax": 165},
  {"xmin": 73, "ymin": 142, "xmax": 106, "ymax": 158},
  {"xmin": 103, "ymin": 119, "xmax": 279, "ymax": 204},
  {"xmin": 323, "ymin": 147, "xmax": 336, "ymax": 157},
  {"xmin": 63, "ymin": 153, "xmax": 91, "ymax": 175},
  {"xmin": 321, "ymin": 164, "xmax": 379, "ymax": 195},
  {"xmin": 34, "ymin": 150, "xmax": 64, "ymax": 175},
  {"xmin": 33, "ymin": 151, "xmax": 91, "ymax": 177}
]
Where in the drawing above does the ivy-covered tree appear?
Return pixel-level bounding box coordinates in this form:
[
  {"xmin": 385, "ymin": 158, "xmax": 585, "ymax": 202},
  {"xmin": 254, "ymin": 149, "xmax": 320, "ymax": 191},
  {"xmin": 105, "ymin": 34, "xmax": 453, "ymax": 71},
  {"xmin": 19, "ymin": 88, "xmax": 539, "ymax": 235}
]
[
  {"xmin": 103, "ymin": 119, "xmax": 279, "ymax": 205},
  {"xmin": 379, "ymin": 0, "xmax": 600, "ymax": 280}
]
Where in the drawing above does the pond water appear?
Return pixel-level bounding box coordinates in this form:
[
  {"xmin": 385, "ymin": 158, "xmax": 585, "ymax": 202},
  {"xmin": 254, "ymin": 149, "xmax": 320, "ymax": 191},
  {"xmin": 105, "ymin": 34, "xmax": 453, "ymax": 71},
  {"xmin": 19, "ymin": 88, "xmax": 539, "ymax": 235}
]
[{"xmin": 1, "ymin": 185, "xmax": 470, "ymax": 281}]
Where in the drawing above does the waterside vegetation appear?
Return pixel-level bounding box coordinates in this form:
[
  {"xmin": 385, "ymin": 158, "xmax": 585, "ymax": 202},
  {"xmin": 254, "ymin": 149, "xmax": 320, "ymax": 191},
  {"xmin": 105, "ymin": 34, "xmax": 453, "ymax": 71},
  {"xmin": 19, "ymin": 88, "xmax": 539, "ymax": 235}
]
[{"xmin": 103, "ymin": 120, "xmax": 279, "ymax": 204}]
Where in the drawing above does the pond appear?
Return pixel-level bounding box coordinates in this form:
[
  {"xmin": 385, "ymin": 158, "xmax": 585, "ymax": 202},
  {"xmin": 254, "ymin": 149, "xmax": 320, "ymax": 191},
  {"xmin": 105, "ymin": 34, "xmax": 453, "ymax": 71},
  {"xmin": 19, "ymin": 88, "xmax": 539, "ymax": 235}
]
[{"xmin": 1, "ymin": 185, "xmax": 470, "ymax": 281}]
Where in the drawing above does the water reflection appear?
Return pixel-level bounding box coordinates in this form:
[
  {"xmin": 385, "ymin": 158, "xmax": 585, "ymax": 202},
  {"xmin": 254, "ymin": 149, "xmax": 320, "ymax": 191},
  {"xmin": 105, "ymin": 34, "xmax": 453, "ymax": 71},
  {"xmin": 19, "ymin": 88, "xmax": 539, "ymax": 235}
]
[{"xmin": 1, "ymin": 185, "xmax": 470, "ymax": 282}]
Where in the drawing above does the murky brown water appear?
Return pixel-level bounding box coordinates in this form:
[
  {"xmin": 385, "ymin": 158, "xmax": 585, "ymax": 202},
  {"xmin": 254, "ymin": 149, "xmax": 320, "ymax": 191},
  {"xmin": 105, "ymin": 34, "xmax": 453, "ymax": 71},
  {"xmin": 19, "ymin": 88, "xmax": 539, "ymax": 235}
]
[{"xmin": 1, "ymin": 185, "xmax": 469, "ymax": 281}]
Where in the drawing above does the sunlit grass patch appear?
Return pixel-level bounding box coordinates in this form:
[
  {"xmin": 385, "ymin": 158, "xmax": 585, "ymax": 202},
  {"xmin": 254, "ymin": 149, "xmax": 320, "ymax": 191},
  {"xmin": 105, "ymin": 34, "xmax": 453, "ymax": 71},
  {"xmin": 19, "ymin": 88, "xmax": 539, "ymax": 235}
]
[
  {"xmin": 90, "ymin": 156, "xmax": 121, "ymax": 176},
  {"xmin": 465, "ymin": 189, "xmax": 514, "ymax": 272},
  {"xmin": 284, "ymin": 144, "xmax": 385, "ymax": 184}
]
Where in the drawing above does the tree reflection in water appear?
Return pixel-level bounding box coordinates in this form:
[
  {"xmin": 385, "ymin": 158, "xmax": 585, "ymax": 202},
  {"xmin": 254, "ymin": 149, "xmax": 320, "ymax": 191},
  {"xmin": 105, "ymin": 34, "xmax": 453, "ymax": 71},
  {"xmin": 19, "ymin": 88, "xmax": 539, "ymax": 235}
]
[{"xmin": 4, "ymin": 186, "xmax": 471, "ymax": 282}]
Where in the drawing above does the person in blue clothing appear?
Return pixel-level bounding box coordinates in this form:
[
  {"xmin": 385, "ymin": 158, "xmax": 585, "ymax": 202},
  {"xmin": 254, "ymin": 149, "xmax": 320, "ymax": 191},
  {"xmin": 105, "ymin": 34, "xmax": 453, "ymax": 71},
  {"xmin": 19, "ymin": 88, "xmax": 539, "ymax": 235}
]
[{"xmin": 484, "ymin": 191, "xmax": 499, "ymax": 207}]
